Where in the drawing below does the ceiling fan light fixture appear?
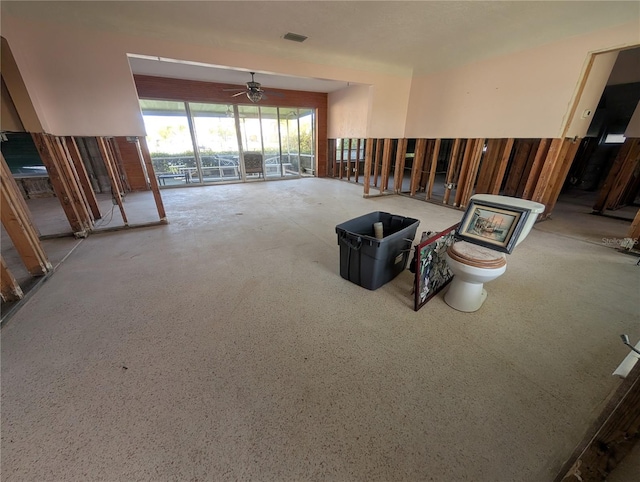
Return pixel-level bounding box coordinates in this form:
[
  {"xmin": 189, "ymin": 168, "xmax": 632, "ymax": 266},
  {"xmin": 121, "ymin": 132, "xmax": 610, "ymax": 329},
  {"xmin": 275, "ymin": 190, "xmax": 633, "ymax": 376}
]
[{"xmin": 247, "ymin": 90, "xmax": 263, "ymax": 103}]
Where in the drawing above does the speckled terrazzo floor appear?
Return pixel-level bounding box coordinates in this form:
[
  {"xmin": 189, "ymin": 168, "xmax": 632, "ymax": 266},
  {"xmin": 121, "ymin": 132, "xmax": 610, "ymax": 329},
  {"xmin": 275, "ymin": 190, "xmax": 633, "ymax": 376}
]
[{"xmin": 1, "ymin": 178, "xmax": 639, "ymax": 481}]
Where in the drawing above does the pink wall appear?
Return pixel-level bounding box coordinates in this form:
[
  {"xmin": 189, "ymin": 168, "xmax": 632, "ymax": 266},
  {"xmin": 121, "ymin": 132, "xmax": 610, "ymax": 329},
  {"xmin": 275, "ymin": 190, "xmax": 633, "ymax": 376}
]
[
  {"xmin": 405, "ymin": 21, "xmax": 639, "ymax": 139},
  {"xmin": 328, "ymin": 84, "xmax": 371, "ymax": 138},
  {"xmin": 2, "ymin": 13, "xmax": 638, "ymax": 139},
  {"xmin": 1, "ymin": 14, "xmax": 411, "ymax": 138}
]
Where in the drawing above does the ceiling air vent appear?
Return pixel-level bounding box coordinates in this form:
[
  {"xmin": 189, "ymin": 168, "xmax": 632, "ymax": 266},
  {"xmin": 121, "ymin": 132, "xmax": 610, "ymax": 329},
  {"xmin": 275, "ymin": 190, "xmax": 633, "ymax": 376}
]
[{"xmin": 283, "ymin": 32, "xmax": 308, "ymax": 43}]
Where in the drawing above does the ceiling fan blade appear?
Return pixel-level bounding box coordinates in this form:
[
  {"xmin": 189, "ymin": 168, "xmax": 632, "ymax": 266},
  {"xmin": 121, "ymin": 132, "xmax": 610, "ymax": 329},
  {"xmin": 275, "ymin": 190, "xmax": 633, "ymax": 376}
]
[
  {"xmin": 222, "ymin": 88, "xmax": 243, "ymax": 91},
  {"xmin": 230, "ymin": 92, "xmax": 246, "ymax": 97}
]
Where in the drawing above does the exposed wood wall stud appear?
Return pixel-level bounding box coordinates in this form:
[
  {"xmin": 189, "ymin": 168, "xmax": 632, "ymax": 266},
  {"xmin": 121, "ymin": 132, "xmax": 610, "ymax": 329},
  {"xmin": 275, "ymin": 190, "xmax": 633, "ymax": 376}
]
[
  {"xmin": 454, "ymin": 139, "xmax": 477, "ymax": 207},
  {"xmin": 1, "ymin": 153, "xmax": 51, "ymax": 276},
  {"xmin": 354, "ymin": 139, "xmax": 361, "ymax": 183},
  {"xmin": 426, "ymin": 139, "xmax": 441, "ymax": 200},
  {"xmin": 64, "ymin": 137, "xmax": 101, "ymax": 219},
  {"xmin": 1, "ymin": 256, "xmax": 24, "ymax": 302},
  {"xmin": 522, "ymin": 138, "xmax": 552, "ymax": 200},
  {"xmin": 444, "ymin": 138, "xmax": 464, "ymax": 205},
  {"xmin": 393, "ymin": 138, "xmax": 408, "ymax": 193},
  {"xmin": 380, "ymin": 138, "xmax": 393, "ymax": 192},
  {"xmin": 410, "ymin": 138, "xmax": 427, "ymax": 196},
  {"xmin": 137, "ymin": 137, "xmax": 167, "ymax": 222},
  {"xmin": 489, "ymin": 138, "xmax": 514, "ymax": 195},
  {"xmin": 97, "ymin": 137, "xmax": 129, "ymax": 226},
  {"xmin": 363, "ymin": 138, "xmax": 374, "ymax": 196},
  {"xmin": 32, "ymin": 133, "xmax": 86, "ymax": 234}
]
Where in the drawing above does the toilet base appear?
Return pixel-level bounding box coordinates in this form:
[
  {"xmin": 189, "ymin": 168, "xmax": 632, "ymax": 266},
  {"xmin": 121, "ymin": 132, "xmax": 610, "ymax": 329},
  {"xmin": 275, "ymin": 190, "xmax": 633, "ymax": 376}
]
[{"xmin": 444, "ymin": 278, "xmax": 488, "ymax": 312}]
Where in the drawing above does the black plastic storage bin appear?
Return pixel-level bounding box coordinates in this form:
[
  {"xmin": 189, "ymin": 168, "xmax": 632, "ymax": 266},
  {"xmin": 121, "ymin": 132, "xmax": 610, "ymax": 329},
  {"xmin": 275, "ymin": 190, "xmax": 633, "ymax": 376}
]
[{"xmin": 335, "ymin": 211, "xmax": 420, "ymax": 290}]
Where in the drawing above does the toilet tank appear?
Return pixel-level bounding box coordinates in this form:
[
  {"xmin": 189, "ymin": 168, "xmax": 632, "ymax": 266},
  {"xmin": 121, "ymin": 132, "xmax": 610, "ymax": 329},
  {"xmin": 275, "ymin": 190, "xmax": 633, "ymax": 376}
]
[{"xmin": 470, "ymin": 194, "xmax": 545, "ymax": 247}]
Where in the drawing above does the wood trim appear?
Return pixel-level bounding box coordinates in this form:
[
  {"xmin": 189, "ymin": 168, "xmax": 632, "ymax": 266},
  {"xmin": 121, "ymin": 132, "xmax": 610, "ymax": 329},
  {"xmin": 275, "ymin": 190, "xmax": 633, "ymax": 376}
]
[
  {"xmin": 1, "ymin": 255, "xmax": 24, "ymax": 302},
  {"xmin": 561, "ymin": 53, "xmax": 596, "ymax": 139},
  {"xmin": 1, "ymin": 153, "xmax": 51, "ymax": 276},
  {"xmin": 137, "ymin": 137, "xmax": 167, "ymax": 221}
]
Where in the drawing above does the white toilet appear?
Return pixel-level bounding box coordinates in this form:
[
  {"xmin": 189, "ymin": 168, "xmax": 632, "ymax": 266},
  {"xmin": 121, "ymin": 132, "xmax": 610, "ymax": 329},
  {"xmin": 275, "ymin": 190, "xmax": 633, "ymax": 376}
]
[{"xmin": 444, "ymin": 194, "xmax": 545, "ymax": 312}]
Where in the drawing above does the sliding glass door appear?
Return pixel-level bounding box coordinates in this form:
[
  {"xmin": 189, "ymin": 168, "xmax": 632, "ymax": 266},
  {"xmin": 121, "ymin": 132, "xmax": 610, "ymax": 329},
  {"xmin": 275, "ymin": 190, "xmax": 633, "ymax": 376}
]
[
  {"xmin": 139, "ymin": 100, "xmax": 195, "ymax": 187},
  {"xmin": 190, "ymin": 102, "xmax": 241, "ymax": 183},
  {"xmin": 140, "ymin": 99, "xmax": 316, "ymax": 186}
]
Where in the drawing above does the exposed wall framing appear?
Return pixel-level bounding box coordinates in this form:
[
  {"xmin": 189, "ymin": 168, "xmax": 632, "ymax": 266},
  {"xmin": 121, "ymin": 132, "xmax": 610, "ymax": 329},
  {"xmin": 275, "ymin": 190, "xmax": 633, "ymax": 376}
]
[
  {"xmin": 31, "ymin": 133, "xmax": 94, "ymax": 235},
  {"xmin": 1, "ymin": 153, "xmax": 51, "ymax": 277},
  {"xmin": 64, "ymin": 137, "xmax": 101, "ymax": 219},
  {"xmin": 335, "ymin": 136, "xmax": 583, "ymax": 217},
  {"xmin": 593, "ymin": 138, "xmax": 640, "ymax": 213}
]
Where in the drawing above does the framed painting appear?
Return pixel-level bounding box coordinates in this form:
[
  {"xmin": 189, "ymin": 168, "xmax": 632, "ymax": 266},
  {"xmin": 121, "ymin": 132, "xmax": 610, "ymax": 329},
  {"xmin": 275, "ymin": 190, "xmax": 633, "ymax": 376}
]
[
  {"xmin": 414, "ymin": 223, "xmax": 459, "ymax": 312},
  {"xmin": 456, "ymin": 200, "xmax": 531, "ymax": 254}
]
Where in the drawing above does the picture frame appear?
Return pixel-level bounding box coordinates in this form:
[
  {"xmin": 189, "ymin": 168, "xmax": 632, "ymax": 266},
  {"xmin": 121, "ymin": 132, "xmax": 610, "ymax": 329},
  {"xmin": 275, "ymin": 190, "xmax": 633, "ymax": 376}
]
[
  {"xmin": 414, "ymin": 223, "xmax": 459, "ymax": 311},
  {"xmin": 456, "ymin": 200, "xmax": 531, "ymax": 254}
]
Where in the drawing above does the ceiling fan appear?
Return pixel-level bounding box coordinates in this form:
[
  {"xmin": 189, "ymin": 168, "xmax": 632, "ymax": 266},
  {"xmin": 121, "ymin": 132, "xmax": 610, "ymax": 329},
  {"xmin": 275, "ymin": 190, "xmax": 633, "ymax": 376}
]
[{"xmin": 223, "ymin": 72, "xmax": 280, "ymax": 103}]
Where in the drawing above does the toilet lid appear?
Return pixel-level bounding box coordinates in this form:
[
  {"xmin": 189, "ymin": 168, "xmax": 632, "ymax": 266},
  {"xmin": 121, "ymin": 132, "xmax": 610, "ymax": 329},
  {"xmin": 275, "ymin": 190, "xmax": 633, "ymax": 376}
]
[{"xmin": 447, "ymin": 241, "xmax": 507, "ymax": 269}]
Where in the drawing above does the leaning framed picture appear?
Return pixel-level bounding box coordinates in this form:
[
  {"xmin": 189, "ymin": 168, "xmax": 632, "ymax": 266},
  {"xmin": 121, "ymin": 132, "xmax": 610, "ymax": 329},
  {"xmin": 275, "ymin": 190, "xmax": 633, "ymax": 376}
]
[
  {"xmin": 414, "ymin": 223, "xmax": 459, "ymax": 311},
  {"xmin": 456, "ymin": 200, "xmax": 531, "ymax": 254}
]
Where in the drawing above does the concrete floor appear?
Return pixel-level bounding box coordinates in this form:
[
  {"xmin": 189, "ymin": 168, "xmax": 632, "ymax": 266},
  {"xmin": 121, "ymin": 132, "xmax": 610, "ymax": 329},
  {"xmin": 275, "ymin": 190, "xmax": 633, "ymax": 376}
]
[{"xmin": 1, "ymin": 178, "xmax": 639, "ymax": 480}]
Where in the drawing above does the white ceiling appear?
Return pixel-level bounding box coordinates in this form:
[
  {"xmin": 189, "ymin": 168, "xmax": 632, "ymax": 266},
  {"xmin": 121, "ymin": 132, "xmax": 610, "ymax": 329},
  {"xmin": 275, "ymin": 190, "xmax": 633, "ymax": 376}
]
[{"xmin": 3, "ymin": 1, "xmax": 639, "ymax": 92}]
